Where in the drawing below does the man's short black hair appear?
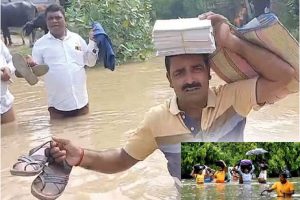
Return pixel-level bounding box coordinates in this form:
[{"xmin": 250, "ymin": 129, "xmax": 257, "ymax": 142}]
[
  {"xmin": 45, "ymin": 4, "xmax": 65, "ymax": 19},
  {"xmin": 253, "ymin": 0, "xmax": 271, "ymax": 17},
  {"xmin": 165, "ymin": 54, "xmax": 210, "ymax": 74},
  {"xmin": 280, "ymin": 172, "xmax": 288, "ymax": 179}
]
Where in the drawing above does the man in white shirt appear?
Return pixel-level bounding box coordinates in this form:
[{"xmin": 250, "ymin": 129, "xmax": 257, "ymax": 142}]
[
  {"xmin": 258, "ymin": 161, "xmax": 268, "ymax": 183},
  {"xmin": 30, "ymin": 4, "xmax": 98, "ymax": 119},
  {"xmin": 1, "ymin": 40, "xmax": 16, "ymax": 124}
]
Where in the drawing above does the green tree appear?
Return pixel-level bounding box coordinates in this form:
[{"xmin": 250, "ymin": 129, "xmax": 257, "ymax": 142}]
[
  {"xmin": 66, "ymin": 0, "xmax": 153, "ymax": 64},
  {"xmin": 272, "ymin": 0, "xmax": 299, "ymax": 40},
  {"xmin": 152, "ymin": 0, "xmax": 241, "ymax": 22},
  {"xmin": 181, "ymin": 142, "xmax": 300, "ymax": 178},
  {"xmin": 152, "ymin": 0, "xmax": 299, "ymax": 40}
]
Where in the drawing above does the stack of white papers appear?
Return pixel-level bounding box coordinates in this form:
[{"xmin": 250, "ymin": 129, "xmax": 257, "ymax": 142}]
[{"xmin": 152, "ymin": 18, "xmax": 216, "ymax": 56}]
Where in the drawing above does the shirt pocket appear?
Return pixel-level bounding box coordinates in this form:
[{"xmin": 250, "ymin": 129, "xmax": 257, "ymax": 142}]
[{"xmin": 72, "ymin": 48, "xmax": 85, "ymax": 66}]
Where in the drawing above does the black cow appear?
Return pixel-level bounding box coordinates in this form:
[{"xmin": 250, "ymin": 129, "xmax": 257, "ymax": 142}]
[
  {"xmin": 1, "ymin": 1, "xmax": 37, "ymax": 46},
  {"xmin": 23, "ymin": 12, "xmax": 48, "ymax": 43}
]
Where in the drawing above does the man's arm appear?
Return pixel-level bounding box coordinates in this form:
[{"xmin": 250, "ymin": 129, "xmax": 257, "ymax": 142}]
[
  {"xmin": 201, "ymin": 12, "xmax": 295, "ymax": 104},
  {"xmin": 79, "ymin": 148, "xmax": 139, "ymax": 173},
  {"xmin": 190, "ymin": 168, "xmax": 195, "ymax": 177},
  {"xmin": 2, "ymin": 42, "xmax": 15, "ymax": 73},
  {"xmin": 267, "ymin": 183, "xmax": 277, "ymax": 192},
  {"xmin": 250, "ymin": 165, "xmax": 255, "ymax": 173},
  {"xmin": 50, "ymin": 137, "xmax": 139, "ymax": 174},
  {"xmin": 80, "ymin": 32, "xmax": 98, "ymax": 67},
  {"xmin": 31, "ymin": 42, "xmax": 44, "ymax": 65},
  {"xmin": 282, "ymin": 190, "xmax": 295, "ymax": 196},
  {"xmin": 224, "ymin": 29, "xmax": 294, "ymax": 104}
]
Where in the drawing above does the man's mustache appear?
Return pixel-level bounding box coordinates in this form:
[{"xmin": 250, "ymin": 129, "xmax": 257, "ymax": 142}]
[{"xmin": 182, "ymin": 82, "xmax": 202, "ymax": 91}]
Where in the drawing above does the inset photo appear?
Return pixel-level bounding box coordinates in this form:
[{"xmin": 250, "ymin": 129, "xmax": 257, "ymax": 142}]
[{"xmin": 181, "ymin": 142, "xmax": 300, "ymax": 199}]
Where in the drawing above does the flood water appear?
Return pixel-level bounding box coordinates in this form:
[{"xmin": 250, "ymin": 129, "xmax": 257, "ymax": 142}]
[
  {"xmin": 1, "ymin": 56, "xmax": 299, "ymax": 200},
  {"xmin": 182, "ymin": 178, "xmax": 300, "ymax": 200}
]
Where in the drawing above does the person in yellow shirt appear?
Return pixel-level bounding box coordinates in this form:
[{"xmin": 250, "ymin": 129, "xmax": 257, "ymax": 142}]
[
  {"xmin": 191, "ymin": 164, "xmax": 205, "ymax": 184},
  {"xmin": 266, "ymin": 173, "xmax": 295, "ymax": 197}
]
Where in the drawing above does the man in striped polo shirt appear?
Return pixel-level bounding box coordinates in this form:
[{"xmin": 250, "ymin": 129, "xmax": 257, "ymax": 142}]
[{"xmin": 49, "ymin": 11, "xmax": 295, "ymax": 194}]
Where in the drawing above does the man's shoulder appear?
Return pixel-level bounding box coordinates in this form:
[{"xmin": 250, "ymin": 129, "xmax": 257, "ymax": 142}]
[
  {"xmin": 68, "ymin": 30, "xmax": 84, "ymax": 40},
  {"xmin": 146, "ymin": 100, "xmax": 170, "ymax": 117},
  {"xmin": 210, "ymin": 84, "xmax": 224, "ymax": 93},
  {"xmin": 210, "ymin": 78, "xmax": 257, "ymax": 96},
  {"xmin": 287, "ymin": 180, "xmax": 294, "ymax": 186},
  {"xmin": 33, "ymin": 34, "xmax": 50, "ymax": 46},
  {"xmin": 209, "ymin": 83, "xmax": 229, "ymax": 97},
  {"xmin": 142, "ymin": 100, "xmax": 175, "ymax": 125}
]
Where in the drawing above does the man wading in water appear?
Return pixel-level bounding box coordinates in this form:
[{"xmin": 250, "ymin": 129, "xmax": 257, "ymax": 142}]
[{"xmin": 47, "ymin": 11, "xmax": 295, "ymax": 195}]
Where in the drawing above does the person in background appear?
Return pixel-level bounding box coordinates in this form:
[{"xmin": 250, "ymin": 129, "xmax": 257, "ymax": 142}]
[
  {"xmin": 252, "ymin": 0, "xmax": 270, "ymax": 17},
  {"xmin": 191, "ymin": 164, "xmax": 206, "ymax": 184},
  {"xmin": 214, "ymin": 160, "xmax": 227, "ymax": 183},
  {"xmin": 258, "ymin": 160, "xmax": 268, "ymax": 183},
  {"xmin": 282, "ymin": 166, "xmax": 292, "ymax": 178},
  {"xmin": 204, "ymin": 167, "xmax": 214, "ymax": 183},
  {"xmin": 242, "ymin": 0, "xmax": 271, "ymax": 29},
  {"xmin": 238, "ymin": 160, "xmax": 255, "ymax": 184},
  {"xmin": 266, "ymin": 172, "xmax": 295, "ymax": 198},
  {"xmin": 229, "ymin": 166, "xmax": 240, "ymax": 182},
  {"xmin": 1, "ymin": 40, "xmax": 16, "ymax": 124},
  {"xmin": 27, "ymin": 4, "xmax": 98, "ymax": 119},
  {"xmin": 238, "ymin": 2, "xmax": 248, "ymax": 26}
]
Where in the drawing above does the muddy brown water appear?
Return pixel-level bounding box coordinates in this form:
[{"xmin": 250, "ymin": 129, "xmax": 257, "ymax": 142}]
[{"xmin": 1, "ymin": 53, "xmax": 299, "ymax": 199}]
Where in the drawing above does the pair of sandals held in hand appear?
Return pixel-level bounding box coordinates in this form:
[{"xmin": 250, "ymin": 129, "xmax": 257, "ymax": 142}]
[{"xmin": 10, "ymin": 141, "xmax": 72, "ymax": 200}]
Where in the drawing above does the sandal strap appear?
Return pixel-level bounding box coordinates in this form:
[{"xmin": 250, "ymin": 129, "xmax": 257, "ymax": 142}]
[
  {"xmin": 30, "ymin": 154, "xmax": 49, "ymax": 163},
  {"xmin": 37, "ymin": 171, "xmax": 69, "ymax": 193},
  {"xmin": 13, "ymin": 155, "xmax": 43, "ymax": 171},
  {"xmin": 17, "ymin": 155, "xmax": 41, "ymax": 164},
  {"xmin": 42, "ymin": 173, "xmax": 69, "ymax": 185},
  {"xmin": 29, "ymin": 141, "xmax": 51, "ymax": 156},
  {"xmin": 18, "ymin": 154, "xmax": 47, "ymax": 164}
]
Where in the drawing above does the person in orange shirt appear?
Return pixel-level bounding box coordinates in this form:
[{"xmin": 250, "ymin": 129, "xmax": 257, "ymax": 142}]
[
  {"xmin": 214, "ymin": 160, "xmax": 227, "ymax": 183},
  {"xmin": 266, "ymin": 172, "xmax": 295, "ymax": 197}
]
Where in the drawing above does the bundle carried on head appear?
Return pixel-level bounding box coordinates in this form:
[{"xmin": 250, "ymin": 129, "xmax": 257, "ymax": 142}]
[
  {"xmin": 240, "ymin": 159, "xmax": 253, "ymax": 171},
  {"xmin": 193, "ymin": 164, "xmax": 206, "ymax": 173},
  {"xmin": 152, "ymin": 18, "xmax": 216, "ymax": 56}
]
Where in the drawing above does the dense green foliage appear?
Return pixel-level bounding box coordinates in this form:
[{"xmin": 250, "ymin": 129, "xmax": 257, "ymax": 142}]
[
  {"xmin": 66, "ymin": 0, "xmax": 153, "ymax": 64},
  {"xmin": 181, "ymin": 143, "xmax": 300, "ymax": 178},
  {"xmin": 64, "ymin": 0, "xmax": 298, "ymax": 64},
  {"xmin": 152, "ymin": 0, "xmax": 239, "ymax": 22},
  {"xmin": 272, "ymin": 0, "xmax": 299, "ymax": 40},
  {"xmin": 152, "ymin": 0, "xmax": 299, "ymax": 40}
]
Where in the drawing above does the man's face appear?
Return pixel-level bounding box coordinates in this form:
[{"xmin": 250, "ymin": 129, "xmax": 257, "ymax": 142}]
[
  {"xmin": 46, "ymin": 11, "xmax": 66, "ymax": 38},
  {"xmin": 167, "ymin": 54, "xmax": 209, "ymax": 106},
  {"xmin": 279, "ymin": 175, "xmax": 287, "ymax": 184}
]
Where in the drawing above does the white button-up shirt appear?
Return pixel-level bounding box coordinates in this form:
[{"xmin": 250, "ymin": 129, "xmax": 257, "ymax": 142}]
[
  {"xmin": 32, "ymin": 30, "xmax": 98, "ymax": 111},
  {"xmin": 1, "ymin": 41, "xmax": 15, "ymax": 114}
]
